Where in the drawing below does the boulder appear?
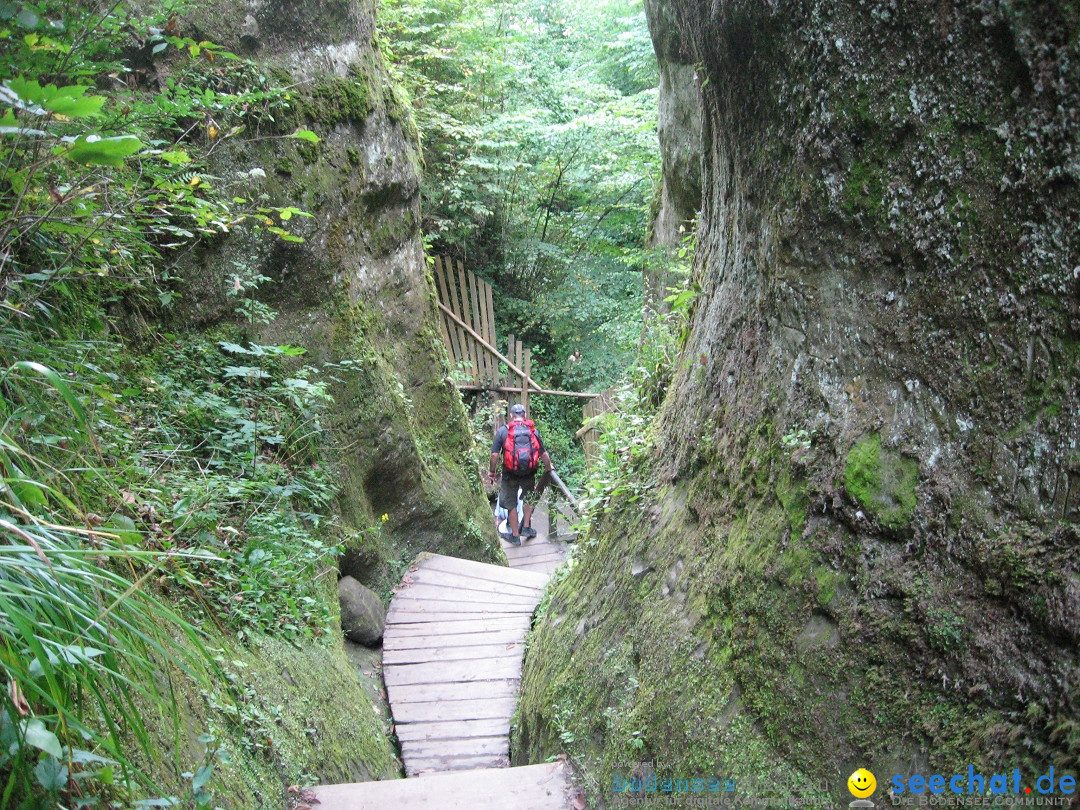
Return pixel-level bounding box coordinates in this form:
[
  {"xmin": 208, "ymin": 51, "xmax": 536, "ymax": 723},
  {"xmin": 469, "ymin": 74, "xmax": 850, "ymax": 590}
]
[{"xmin": 338, "ymin": 576, "xmax": 385, "ymax": 647}]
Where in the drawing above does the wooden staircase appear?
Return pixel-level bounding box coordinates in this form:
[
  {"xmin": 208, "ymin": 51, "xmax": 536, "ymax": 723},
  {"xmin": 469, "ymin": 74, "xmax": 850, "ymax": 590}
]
[{"xmin": 313, "ymin": 511, "xmax": 578, "ymax": 809}]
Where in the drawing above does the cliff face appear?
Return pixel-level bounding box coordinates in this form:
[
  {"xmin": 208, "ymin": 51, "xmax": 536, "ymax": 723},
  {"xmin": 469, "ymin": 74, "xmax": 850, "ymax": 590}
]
[
  {"xmin": 176, "ymin": 0, "xmax": 498, "ymax": 584},
  {"xmin": 518, "ymin": 0, "xmax": 1079, "ymax": 800},
  {"xmin": 126, "ymin": 0, "xmax": 498, "ymax": 800}
]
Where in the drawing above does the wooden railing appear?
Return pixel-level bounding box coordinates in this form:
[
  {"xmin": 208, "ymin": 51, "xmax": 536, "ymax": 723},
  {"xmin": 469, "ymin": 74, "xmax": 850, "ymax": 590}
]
[{"xmin": 432, "ymin": 256, "xmax": 595, "ymax": 405}]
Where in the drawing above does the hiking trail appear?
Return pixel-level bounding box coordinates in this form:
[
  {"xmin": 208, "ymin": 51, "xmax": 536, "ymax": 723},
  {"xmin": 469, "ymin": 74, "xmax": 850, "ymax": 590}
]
[{"xmin": 313, "ymin": 507, "xmax": 578, "ymax": 809}]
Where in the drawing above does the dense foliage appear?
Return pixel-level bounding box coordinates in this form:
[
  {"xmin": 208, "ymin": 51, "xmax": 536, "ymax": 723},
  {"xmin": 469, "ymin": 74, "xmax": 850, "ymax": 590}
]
[
  {"xmin": 0, "ymin": 2, "xmax": 338, "ymax": 805},
  {"xmin": 379, "ymin": 0, "xmax": 666, "ymax": 479}
]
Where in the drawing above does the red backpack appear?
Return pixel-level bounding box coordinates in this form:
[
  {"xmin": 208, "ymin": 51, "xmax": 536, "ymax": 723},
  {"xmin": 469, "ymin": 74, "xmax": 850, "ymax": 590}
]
[{"xmin": 503, "ymin": 419, "xmax": 541, "ymax": 474}]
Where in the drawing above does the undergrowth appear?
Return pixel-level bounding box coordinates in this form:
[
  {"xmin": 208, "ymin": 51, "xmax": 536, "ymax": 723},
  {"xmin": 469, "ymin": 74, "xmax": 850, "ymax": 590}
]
[{"xmin": 0, "ymin": 1, "xmax": 338, "ymax": 805}]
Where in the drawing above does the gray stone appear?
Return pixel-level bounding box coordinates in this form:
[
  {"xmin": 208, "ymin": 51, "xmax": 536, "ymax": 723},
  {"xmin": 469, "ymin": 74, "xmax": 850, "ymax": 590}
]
[{"xmin": 338, "ymin": 576, "xmax": 386, "ymax": 647}]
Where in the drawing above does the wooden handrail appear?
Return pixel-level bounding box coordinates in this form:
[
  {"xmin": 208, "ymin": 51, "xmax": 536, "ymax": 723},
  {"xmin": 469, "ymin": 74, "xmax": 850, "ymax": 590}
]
[
  {"xmin": 456, "ymin": 384, "xmax": 599, "ymax": 399},
  {"xmin": 548, "ymin": 470, "xmax": 581, "ymax": 517},
  {"xmin": 438, "ymin": 302, "xmax": 545, "ymax": 393},
  {"xmin": 439, "ymin": 302, "xmax": 600, "ymax": 399}
]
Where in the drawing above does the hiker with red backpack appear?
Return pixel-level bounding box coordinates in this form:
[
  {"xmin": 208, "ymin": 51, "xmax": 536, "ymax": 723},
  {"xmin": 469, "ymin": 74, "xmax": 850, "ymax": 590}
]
[{"xmin": 486, "ymin": 403, "xmax": 554, "ymax": 546}]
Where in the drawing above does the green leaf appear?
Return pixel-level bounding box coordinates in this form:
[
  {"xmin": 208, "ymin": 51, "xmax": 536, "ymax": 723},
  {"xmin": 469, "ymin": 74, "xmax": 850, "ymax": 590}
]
[
  {"xmin": 2, "ymin": 80, "xmax": 105, "ymax": 118},
  {"xmin": 68, "ymin": 748, "xmax": 118, "ymax": 766},
  {"xmin": 15, "ymin": 8, "xmax": 37, "ymax": 28},
  {"xmin": 106, "ymin": 514, "xmax": 141, "ymax": 544},
  {"xmin": 10, "ymin": 479, "xmax": 48, "ymax": 506},
  {"xmin": 223, "ymin": 366, "xmax": 270, "ymax": 379},
  {"xmin": 159, "ymin": 150, "xmax": 191, "ymax": 165},
  {"xmin": 57, "ymin": 134, "xmax": 143, "ymax": 167},
  {"xmin": 35, "ymin": 756, "xmax": 68, "ymax": 791},
  {"xmin": 8, "ymin": 361, "xmax": 86, "ymax": 424},
  {"xmin": 289, "ymin": 129, "xmax": 320, "ymax": 144},
  {"xmin": 191, "ymin": 764, "xmax": 213, "ymax": 792},
  {"xmin": 24, "ymin": 719, "xmax": 63, "ymax": 758}
]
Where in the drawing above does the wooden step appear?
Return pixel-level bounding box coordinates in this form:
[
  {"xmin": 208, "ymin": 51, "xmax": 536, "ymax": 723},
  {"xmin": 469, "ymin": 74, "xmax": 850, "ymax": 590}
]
[
  {"xmin": 313, "ymin": 762, "xmax": 576, "ymax": 809},
  {"xmin": 383, "ymin": 641, "xmax": 523, "ymax": 665},
  {"xmin": 417, "ymin": 553, "xmax": 549, "ymax": 588},
  {"xmin": 372, "ymin": 551, "xmax": 565, "ymax": 778}
]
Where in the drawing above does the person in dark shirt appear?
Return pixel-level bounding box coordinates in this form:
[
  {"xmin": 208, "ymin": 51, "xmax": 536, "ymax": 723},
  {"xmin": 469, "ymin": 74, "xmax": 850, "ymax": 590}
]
[{"xmin": 487, "ymin": 403, "xmax": 554, "ymax": 545}]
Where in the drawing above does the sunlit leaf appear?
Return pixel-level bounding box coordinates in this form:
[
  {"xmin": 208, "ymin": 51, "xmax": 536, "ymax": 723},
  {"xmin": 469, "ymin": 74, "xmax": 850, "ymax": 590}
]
[{"xmin": 57, "ymin": 134, "xmax": 142, "ymax": 167}]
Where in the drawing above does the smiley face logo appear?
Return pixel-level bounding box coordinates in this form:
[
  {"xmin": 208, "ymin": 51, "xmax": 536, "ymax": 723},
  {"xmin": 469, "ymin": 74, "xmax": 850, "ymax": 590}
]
[{"xmin": 848, "ymin": 768, "xmax": 877, "ymax": 798}]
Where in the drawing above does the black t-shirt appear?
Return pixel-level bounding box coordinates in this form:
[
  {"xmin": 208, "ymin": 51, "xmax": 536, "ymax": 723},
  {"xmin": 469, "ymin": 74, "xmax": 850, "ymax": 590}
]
[{"xmin": 492, "ymin": 420, "xmax": 546, "ymax": 456}]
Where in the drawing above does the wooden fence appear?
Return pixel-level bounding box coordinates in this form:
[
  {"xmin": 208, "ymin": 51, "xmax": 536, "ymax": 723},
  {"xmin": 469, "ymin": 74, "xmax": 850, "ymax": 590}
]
[
  {"xmin": 578, "ymin": 386, "xmax": 617, "ymax": 467},
  {"xmin": 431, "ymin": 256, "xmax": 595, "ymax": 405},
  {"xmin": 432, "ymin": 255, "xmax": 498, "ymax": 388}
]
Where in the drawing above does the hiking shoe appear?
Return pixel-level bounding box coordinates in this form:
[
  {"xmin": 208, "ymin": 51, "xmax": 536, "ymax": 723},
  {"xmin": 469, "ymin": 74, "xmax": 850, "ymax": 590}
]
[
  {"xmin": 500, "ymin": 531, "xmax": 522, "ymax": 546},
  {"xmin": 520, "ymin": 526, "xmax": 537, "ymax": 539}
]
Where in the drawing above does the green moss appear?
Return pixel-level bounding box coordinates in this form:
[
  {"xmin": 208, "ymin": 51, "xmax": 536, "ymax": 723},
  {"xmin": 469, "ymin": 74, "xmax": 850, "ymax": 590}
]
[
  {"xmin": 813, "ymin": 566, "xmax": 841, "ymax": 606},
  {"xmin": 776, "ymin": 466, "xmax": 809, "ymax": 535},
  {"xmin": 843, "ymin": 159, "xmax": 886, "ymax": 223},
  {"xmin": 844, "ymin": 433, "xmax": 919, "ymax": 529},
  {"xmin": 133, "ymin": 612, "xmax": 398, "ymax": 808},
  {"xmin": 299, "ymin": 75, "xmax": 373, "ymax": 128}
]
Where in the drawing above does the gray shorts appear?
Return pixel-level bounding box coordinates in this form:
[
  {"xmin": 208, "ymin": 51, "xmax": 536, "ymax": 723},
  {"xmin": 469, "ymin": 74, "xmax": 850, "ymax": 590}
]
[{"xmin": 499, "ymin": 473, "xmax": 540, "ymax": 510}]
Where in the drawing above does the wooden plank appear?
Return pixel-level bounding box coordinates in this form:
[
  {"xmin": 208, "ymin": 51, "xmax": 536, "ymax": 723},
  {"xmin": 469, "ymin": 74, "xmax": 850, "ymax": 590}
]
[
  {"xmin": 501, "ymin": 538, "xmax": 564, "ymax": 555},
  {"xmin": 385, "ymin": 626, "xmax": 529, "ymax": 648},
  {"xmin": 478, "ymin": 278, "xmax": 494, "ymax": 385},
  {"xmin": 503, "ymin": 551, "xmax": 566, "ymax": 567},
  {"xmin": 433, "ymin": 257, "xmax": 458, "ymax": 365},
  {"xmin": 515, "ymin": 338, "xmax": 523, "ymax": 407},
  {"xmin": 434, "ymin": 265, "xmax": 455, "ymax": 369},
  {"xmin": 394, "ymin": 717, "xmax": 510, "ymax": 742},
  {"xmin": 483, "ymin": 278, "xmax": 498, "ymax": 386},
  {"xmin": 386, "ymin": 678, "xmax": 519, "ymax": 704},
  {"xmin": 404, "ymin": 568, "xmax": 544, "ymax": 598},
  {"xmin": 502, "ymin": 543, "xmax": 566, "ymax": 559},
  {"xmin": 386, "ymin": 616, "xmax": 531, "ymax": 637},
  {"xmin": 438, "ymin": 257, "xmax": 468, "ymax": 372},
  {"xmin": 466, "ymin": 266, "xmax": 490, "ymax": 383},
  {"xmin": 314, "ymin": 762, "xmax": 574, "ymax": 810},
  {"xmin": 388, "ymin": 597, "xmax": 537, "ymax": 615},
  {"xmin": 516, "ymin": 561, "xmax": 565, "ymax": 575},
  {"xmin": 452, "ymin": 259, "xmax": 479, "ymax": 382},
  {"xmin": 387, "ymin": 609, "xmax": 529, "ymax": 625},
  {"xmin": 440, "ymin": 257, "xmax": 472, "ymax": 381},
  {"xmin": 401, "ymin": 736, "xmax": 508, "ymax": 759},
  {"xmin": 391, "ymin": 696, "xmax": 517, "ymax": 723},
  {"xmin": 383, "ymin": 658, "xmax": 521, "ymax": 687},
  {"xmin": 406, "ymin": 754, "xmax": 509, "ymax": 776},
  {"xmin": 393, "ymin": 585, "xmax": 539, "ymax": 607},
  {"xmin": 383, "ymin": 642, "xmax": 522, "ymax": 665},
  {"xmin": 505, "ymin": 333, "xmax": 515, "ymax": 398},
  {"xmin": 498, "ymin": 540, "xmax": 561, "ymax": 557},
  {"xmin": 522, "ymin": 348, "xmax": 531, "ymax": 411},
  {"xmin": 416, "ymin": 554, "xmax": 550, "ymax": 589}
]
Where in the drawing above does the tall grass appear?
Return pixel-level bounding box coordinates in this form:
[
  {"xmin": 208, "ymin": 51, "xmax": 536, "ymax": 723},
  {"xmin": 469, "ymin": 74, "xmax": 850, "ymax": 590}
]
[{"xmin": 0, "ymin": 356, "xmax": 217, "ymax": 805}]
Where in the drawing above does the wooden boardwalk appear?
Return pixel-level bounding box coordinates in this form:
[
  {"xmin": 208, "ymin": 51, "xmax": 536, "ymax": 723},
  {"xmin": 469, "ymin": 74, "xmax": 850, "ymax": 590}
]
[
  {"xmin": 498, "ymin": 508, "xmax": 571, "ymax": 577},
  {"xmin": 313, "ymin": 524, "xmax": 575, "ymax": 808}
]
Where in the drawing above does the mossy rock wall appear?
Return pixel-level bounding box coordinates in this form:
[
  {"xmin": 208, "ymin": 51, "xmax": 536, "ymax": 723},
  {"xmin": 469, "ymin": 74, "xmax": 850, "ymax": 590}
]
[
  {"xmin": 132, "ymin": 625, "xmax": 398, "ymax": 807},
  {"xmin": 167, "ymin": 0, "xmax": 499, "ymax": 586},
  {"xmin": 123, "ymin": 0, "xmax": 498, "ymax": 802},
  {"xmin": 517, "ymin": 2, "xmax": 1080, "ymax": 806}
]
